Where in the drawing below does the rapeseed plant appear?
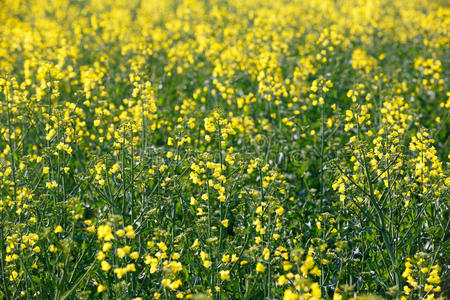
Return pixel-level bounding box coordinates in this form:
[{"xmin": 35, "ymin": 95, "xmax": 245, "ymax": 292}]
[{"xmin": 0, "ymin": 0, "xmax": 448, "ymax": 299}]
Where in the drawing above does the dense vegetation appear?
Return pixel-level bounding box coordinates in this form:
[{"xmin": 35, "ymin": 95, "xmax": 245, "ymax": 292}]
[{"xmin": 0, "ymin": 0, "xmax": 448, "ymax": 299}]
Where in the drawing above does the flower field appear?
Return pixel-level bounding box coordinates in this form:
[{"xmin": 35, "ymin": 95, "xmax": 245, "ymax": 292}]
[{"xmin": 0, "ymin": 0, "xmax": 448, "ymax": 299}]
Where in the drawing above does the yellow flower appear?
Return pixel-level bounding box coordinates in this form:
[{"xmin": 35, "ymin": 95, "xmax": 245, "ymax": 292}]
[
  {"xmin": 427, "ymin": 269, "xmax": 441, "ymax": 284},
  {"xmin": 310, "ymin": 266, "xmax": 322, "ymax": 276},
  {"xmin": 275, "ymin": 206, "xmax": 284, "ymax": 216},
  {"xmin": 311, "ymin": 282, "xmax": 321, "ymax": 297},
  {"xmin": 110, "ymin": 163, "xmax": 120, "ymax": 173},
  {"xmin": 97, "ymin": 284, "xmax": 106, "ymax": 293},
  {"xmin": 333, "ymin": 293, "xmax": 342, "ymax": 300},
  {"xmin": 192, "ymin": 239, "xmax": 200, "ymax": 248},
  {"xmin": 221, "ymin": 219, "xmax": 229, "ymax": 228},
  {"xmin": 97, "ymin": 225, "xmax": 114, "ymax": 241},
  {"xmin": 46, "ymin": 129, "xmax": 56, "ymax": 140},
  {"xmin": 9, "ymin": 271, "xmax": 19, "ymax": 281},
  {"xmin": 169, "ymin": 261, "xmax": 183, "ymax": 273},
  {"xmin": 263, "ymin": 248, "xmax": 270, "ymax": 260},
  {"xmin": 126, "ymin": 263, "xmax": 136, "ymax": 272},
  {"xmin": 129, "ymin": 251, "xmax": 139, "ymax": 259},
  {"xmin": 101, "ymin": 260, "xmax": 111, "ymax": 272},
  {"xmin": 220, "ymin": 270, "xmax": 230, "ymax": 281},
  {"xmin": 403, "ymin": 285, "xmax": 411, "ymax": 295},
  {"xmin": 283, "ymin": 289, "xmax": 298, "ymax": 300},
  {"xmin": 46, "ymin": 181, "xmax": 57, "ymax": 189},
  {"xmin": 102, "ymin": 242, "xmax": 112, "ymax": 252},
  {"xmin": 283, "ymin": 261, "xmax": 293, "ymax": 271},
  {"xmin": 277, "ymin": 275, "xmax": 288, "ymax": 285},
  {"xmin": 97, "ymin": 251, "xmax": 106, "ymax": 260},
  {"xmin": 126, "ymin": 230, "xmax": 136, "ymax": 239},
  {"xmin": 114, "ymin": 267, "xmax": 127, "ymax": 279},
  {"xmin": 145, "ymin": 255, "xmax": 159, "ymax": 273},
  {"xmin": 116, "ymin": 246, "xmax": 130, "ymax": 259},
  {"xmin": 161, "ymin": 278, "xmax": 172, "ymax": 287},
  {"xmin": 203, "ymin": 260, "xmax": 212, "ymax": 268},
  {"xmin": 316, "ymin": 221, "xmax": 321, "ymax": 230},
  {"xmin": 256, "ymin": 262, "xmax": 265, "ymax": 273},
  {"xmin": 157, "ymin": 242, "xmax": 168, "ymax": 252}
]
